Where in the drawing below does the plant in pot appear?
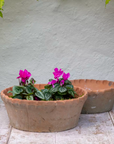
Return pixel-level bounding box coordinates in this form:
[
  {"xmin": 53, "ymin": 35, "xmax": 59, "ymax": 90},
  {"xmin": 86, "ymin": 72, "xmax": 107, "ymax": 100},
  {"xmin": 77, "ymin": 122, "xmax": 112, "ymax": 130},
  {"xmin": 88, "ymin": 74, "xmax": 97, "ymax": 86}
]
[{"xmin": 1, "ymin": 68, "xmax": 88, "ymax": 132}]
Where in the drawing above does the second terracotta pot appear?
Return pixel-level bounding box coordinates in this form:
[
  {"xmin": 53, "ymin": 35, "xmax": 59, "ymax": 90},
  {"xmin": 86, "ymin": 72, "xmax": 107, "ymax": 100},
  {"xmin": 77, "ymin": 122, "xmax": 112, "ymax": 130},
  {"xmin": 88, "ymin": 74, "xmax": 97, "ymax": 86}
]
[
  {"xmin": 1, "ymin": 84, "xmax": 88, "ymax": 132},
  {"xmin": 71, "ymin": 79, "xmax": 114, "ymax": 114}
]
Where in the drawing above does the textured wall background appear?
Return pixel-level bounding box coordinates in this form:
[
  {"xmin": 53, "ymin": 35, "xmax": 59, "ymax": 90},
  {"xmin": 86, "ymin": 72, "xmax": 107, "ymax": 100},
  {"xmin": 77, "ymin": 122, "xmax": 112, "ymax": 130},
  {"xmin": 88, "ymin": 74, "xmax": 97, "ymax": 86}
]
[{"xmin": 0, "ymin": 0, "xmax": 114, "ymax": 102}]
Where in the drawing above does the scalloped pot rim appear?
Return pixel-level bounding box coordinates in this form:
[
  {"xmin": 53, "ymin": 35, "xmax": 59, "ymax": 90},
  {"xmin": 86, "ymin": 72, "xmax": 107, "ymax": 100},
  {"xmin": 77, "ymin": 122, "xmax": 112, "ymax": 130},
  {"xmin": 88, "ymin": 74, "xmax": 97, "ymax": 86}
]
[
  {"xmin": 0, "ymin": 85, "xmax": 88, "ymax": 104},
  {"xmin": 70, "ymin": 79, "xmax": 114, "ymax": 93}
]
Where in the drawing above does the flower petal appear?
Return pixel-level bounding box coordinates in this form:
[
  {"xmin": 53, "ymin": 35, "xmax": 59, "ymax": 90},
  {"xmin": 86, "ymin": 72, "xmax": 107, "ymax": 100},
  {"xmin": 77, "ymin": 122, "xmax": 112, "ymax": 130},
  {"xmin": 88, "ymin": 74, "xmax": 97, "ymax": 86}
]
[
  {"xmin": 17, "ymin": 69, "xmax": 31, "ymax": 83},
  {"xmin": 60, "ymin": 80, "xmax": 64, "ymax": 86},
  {"xmin": 54, "ymin": 68, "xmax": 58, "ymax": 72},
  {"xmin": 48, "ymin": 81, "xmax": 51, "ymax": 85},
  {"xmin": 53, "ymin": 68, "xmax": 63, "ymax": 79},
  {"xmin": 62, "ymin": 72, "xmax": 70, "ymax": 80},
  {"xmin": 17, "ymin": 76, "xmax": 21, "ymax": 79}
]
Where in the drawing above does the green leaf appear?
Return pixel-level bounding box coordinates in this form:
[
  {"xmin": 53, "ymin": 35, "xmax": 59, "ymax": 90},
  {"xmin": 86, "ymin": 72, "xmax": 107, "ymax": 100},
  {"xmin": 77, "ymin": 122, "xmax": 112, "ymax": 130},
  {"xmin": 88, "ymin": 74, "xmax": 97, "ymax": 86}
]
[
  {"xmin": 0, "ymin": 0, "xmax": 4, "ymax": 9},
  {"xmin": 58, "ymin": 91, "xmax": 67, "ymax": 95},
  {"xmin": 22, "ymin": 93, "xmax": 27, "ymax": 95},
  {"xmin": 58, "ymin": 87, "xmax": 67, "ymax": 93},
  {"xmin": 35, "ymin": 90, "xmax": 44, "ymax": 99},
  {"xmin": 68, "ymin": 90, "xmax": 74, "ymax": 97},
  {"xmin": 59, "ymin": 78, "xmax": 63, "ymax": 81},
  {"xmin": 55, "ymin": 95, "xmax": 64, "ymax": 100},
  {"xmin": 0, "ymin": 11, "xmax": 3, "ymax": 18},
  {"xmin": 34, "ymin": 87, "xmax": 39, "ymax": 92},
  {"xmin": 49, "ymin": 79, "xmax": 53, "ymax": 82},
  {"xmin": 9, "ymin": 96, "xmax": 13, "ymax": 98},
  {"xmin": 64, "ymin": 80, "xmax": 71, "ymax": 85},
  {"xmin": 54, "ymin": 83, "xmax": 60, "ymax": 87},
  {"xmin": 105, "ymin": 0, "xmax": 110, "ymax": 6},
  {"xmin": 41, "ymin": 89, "xmax": 49, "ymax": 93},
  {"xmin": 13, "ymin": 95, "xmax": 22, "ymax": 99},
  {"xmin": 7, "ymin": 91, "xmax": 13, "ymax": 94},
  {"xmin": 26, "ymin": 95, "xmax": 33, "ymax": 100},
  {"xmin": 65, "ymin": 84, "xmax": 73, "ymax": 89},
  {"xmin": 13, "ymin": 86, "xmax": 23, "ymax": 94},
  {"xmin": 25, "ymin": 86, "xmax": 33, "ymax": 94},
  {"xmin": 55, "ymin": 95, "xmax": 61, "ymax": 100},
  {"xmin": 49, "ymin": 86, "xmax": 59, "ymax": 93},
  {"xmin": 44, "ymin": 85, "xmax": 51, "ymax": 89},
  {"xmin": 80, "ymin": 94, "xmax": 84, "ymax": 97},
  {"xmin": 44, "ymin": 92, "xmax": 52, "ymax": 100}
]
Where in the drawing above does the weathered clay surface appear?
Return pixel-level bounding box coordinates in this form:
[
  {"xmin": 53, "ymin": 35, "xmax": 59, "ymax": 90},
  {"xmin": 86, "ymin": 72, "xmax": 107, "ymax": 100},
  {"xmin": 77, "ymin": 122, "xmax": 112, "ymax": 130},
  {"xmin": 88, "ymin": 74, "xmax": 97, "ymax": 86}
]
[
  {"xmin": 0, "ymin": 104, "xmax": 11, "ymax": 144},
  {"xmin": 0, "ymin": 84, "xmax": 88, "ymax": 132},
  {"xmin": 71, "ymin": 79, "xmax": 114, "ymax": 114}
]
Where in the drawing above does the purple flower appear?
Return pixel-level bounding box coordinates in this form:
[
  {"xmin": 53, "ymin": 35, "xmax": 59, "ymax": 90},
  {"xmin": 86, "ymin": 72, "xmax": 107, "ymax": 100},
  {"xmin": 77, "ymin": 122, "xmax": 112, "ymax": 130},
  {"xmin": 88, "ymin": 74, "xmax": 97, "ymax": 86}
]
[
  {"xmin": 62, "ymin": 72, "xmax": 70, "ymax": 81},
  {"xmin": 48, "ymin": 80, "xmax": 57, "ymax": 88},
  {"xmin": 34, "ymin": 96, "xmax": 39, "ymax": 101},
  {"xmin": 53, "ymin": 68, "xmax": 63, "ymax": 80},
  {"xmin": 60, "ymin": 80, "xmax": 64, "ymax": 86},
  {"xmin": 17, "ymin": 69, "xmax": 31, "ymax": 84}
]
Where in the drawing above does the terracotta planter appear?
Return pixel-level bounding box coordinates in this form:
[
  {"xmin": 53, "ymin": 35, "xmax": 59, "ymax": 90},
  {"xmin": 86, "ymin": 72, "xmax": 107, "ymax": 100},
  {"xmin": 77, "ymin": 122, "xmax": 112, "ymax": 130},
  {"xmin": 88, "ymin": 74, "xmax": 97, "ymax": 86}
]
[
  {"xmin": 0, "ymin": 84, "xmax": 87, "ymax": 132},
  {"xmin": 71, "ymin": 79, "xmax": 114, "ymax": 114}
]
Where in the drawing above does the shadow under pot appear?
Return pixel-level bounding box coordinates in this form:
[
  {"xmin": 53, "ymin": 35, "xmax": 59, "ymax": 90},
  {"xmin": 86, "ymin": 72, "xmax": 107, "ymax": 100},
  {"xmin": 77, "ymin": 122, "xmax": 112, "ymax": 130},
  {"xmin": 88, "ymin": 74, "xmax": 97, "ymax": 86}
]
[
  {"xmin": 0, "ymin": 84, "xmax": 88, "ymax": 132},
  {"xmin": 70, "ymin": 79, "xmax": 114, "ymax": 114}
]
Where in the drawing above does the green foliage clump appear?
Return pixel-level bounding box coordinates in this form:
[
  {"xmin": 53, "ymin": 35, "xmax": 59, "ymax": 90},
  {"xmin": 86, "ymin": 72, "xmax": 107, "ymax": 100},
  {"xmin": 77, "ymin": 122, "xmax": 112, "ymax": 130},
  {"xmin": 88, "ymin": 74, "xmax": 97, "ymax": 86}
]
[
  {"xmin": 8, "ymin": 78, "xmax": 43, "ymax": 100},
  {"xmin": 8, "ymin": 79, "xmax": 77, "ymax": 101},
  {"xmin": 0, "ymin": 0, "xmax": 4, "ymax": 18},
  {"xmin": 105, "ymin": 0, "xmax": 111, "ymax": 6},
  {"xmin": 41, "ymin": 79, "xmax": 77, "ymax": 101},
  {"xmin": 7, "ymin": 68, "xmax": 78, "ymax": 101}
]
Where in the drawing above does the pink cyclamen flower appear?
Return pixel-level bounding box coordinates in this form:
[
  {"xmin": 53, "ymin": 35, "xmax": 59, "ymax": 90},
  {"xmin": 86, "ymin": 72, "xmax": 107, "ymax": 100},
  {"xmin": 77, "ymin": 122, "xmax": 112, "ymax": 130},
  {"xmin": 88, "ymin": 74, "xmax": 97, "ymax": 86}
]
[
  {"xmin": 17, "ymin": 69, "xmax": 31, "ymax": 84},
  {"xmin": 34, "ymin": 96, "xmax": 39, "ymax": 101},
  {"xmin": 60, "ymin": 80, "xmax": 64, "ymax": 86},
  {"xmin": 62, "ymin": 72, "xmax": 70, "ymax": 81},
  {"xmin": 53, "ymin": 68, "xmax": 63, "ymax": 80},
  {"xmin": 48, "ymin": 80, "xmax": 57, "ymax": 88}
]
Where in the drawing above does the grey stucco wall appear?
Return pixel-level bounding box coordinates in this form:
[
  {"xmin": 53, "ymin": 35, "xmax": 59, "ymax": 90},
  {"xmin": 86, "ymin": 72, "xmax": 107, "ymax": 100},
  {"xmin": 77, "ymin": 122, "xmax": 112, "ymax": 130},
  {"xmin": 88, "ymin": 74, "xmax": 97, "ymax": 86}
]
[{"xmin": 0, "ymin": 0, "xmax": 114, "ymax": 102}]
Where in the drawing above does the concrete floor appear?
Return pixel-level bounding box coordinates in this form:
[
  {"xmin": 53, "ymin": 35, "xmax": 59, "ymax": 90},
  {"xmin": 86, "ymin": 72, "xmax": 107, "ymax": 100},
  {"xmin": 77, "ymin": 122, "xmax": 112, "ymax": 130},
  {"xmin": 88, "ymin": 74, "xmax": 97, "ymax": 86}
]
[{"xmin": 0, "ymin": 103, "xmax": 114, "ymax": 144}]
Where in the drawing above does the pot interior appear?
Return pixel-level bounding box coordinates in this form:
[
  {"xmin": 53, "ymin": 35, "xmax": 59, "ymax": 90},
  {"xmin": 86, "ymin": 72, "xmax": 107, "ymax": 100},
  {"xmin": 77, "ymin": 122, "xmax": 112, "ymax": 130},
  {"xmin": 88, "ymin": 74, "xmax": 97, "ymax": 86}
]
[{"xmin": 71, "ymin": 79, "xmax": 114, "ymax": 92}]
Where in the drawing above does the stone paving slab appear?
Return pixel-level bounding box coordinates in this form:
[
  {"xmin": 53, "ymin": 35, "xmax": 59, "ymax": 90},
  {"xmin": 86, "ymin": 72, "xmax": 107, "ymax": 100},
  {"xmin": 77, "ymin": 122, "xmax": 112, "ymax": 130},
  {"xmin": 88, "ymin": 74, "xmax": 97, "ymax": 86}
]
[
  {"xmin": 0, "ymin": 104, "xmax": 11, "ymax": 144},
  {"xmin": 109, "ymin": 106, "xmax": 114, "ymax": 125},
  {"xmin": 56, "ymin": 113, "xmax": 114, "ymax": 144},
  {"xmin": 0, "ymin": 103, "xmax": 114, "ymax": 144},
  {"xmin": 8, "ymin": 129, "xmax": 56, "ymax": 144}
]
